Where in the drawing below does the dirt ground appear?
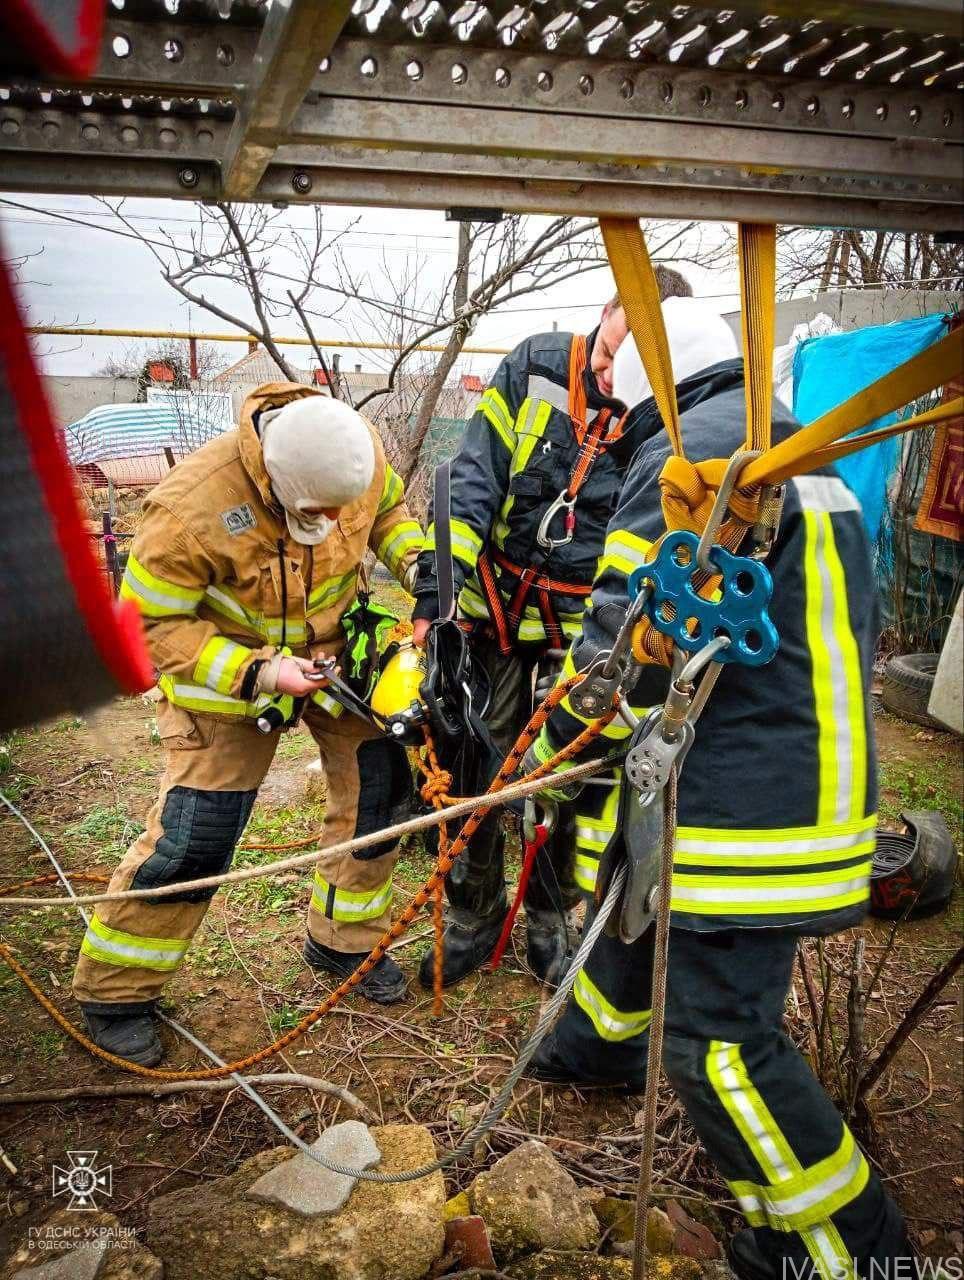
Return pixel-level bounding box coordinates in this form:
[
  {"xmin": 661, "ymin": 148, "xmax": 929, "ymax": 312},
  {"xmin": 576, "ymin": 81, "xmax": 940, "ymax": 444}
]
[{"xmin": 0, "ymin": 694, "xmax": 961, "ymax": 1265}]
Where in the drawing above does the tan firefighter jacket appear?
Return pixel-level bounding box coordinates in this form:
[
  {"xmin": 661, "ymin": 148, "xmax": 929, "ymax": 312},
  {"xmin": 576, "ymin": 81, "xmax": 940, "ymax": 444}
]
[{"xmin": 119, "ymin": 382, "xmax": 423, "ymax": 720}]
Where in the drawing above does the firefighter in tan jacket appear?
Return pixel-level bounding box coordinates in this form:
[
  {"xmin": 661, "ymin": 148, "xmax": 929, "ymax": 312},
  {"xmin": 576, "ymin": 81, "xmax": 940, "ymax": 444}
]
[{"xmin": 72, "ymin": 384, "xmax": 424, "ymax": 1066}]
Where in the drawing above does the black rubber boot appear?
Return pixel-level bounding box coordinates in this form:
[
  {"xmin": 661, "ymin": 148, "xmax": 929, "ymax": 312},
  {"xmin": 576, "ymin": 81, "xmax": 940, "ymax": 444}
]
[
  {"xmin": 303, "ymin": 936, "xmax": 407, "ymax": 1005},
  {"xmin": 523, "ymin": 1028, "xmax": 648, "ymax": 1093},
  {"xmin": 726, "ymin": 1229, "xmax": 777, "ymax": 1280},
  {"xmin": 81, "ymin": 1004, "xmax": 164, "ymax": 1068},
  {"xmin": 418, "ymin": 907, "xmax": 507, "ymax": 990},
  {"xmin": 525, "ymin": 909, "xmax": 576, "ymax": 989}
]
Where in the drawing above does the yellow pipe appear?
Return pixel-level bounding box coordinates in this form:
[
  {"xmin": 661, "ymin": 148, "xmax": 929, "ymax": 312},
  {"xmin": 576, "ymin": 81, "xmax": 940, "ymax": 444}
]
[{"xmin": 26, "ymin": 325, "xmax": 510, "ymax": 355}]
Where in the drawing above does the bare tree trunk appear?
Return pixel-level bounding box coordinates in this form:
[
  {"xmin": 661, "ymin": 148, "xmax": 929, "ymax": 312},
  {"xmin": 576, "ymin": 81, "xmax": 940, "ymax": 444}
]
[
  {"xmin": 818, "ymin": 232, "xmax": 840, "ymax": 292},
  {"xmin": 837, "ymin": 237, "xmax": 852, "ymax": 288},
  {"xmin": 400, "ymin": 221, "xmax": 473, "ymax": 482}
]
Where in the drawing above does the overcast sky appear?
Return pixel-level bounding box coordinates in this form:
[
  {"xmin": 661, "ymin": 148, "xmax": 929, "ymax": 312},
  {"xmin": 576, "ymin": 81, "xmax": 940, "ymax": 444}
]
[{"xmin": 2, "ymin": 193, "xmax": 742, "ymax": 380}]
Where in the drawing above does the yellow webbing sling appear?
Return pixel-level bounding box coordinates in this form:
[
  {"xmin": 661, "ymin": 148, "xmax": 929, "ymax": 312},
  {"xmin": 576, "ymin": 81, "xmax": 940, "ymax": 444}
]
[{"xmin": 600, "ymin": 216, "xmax": 964, "ymax": 666}]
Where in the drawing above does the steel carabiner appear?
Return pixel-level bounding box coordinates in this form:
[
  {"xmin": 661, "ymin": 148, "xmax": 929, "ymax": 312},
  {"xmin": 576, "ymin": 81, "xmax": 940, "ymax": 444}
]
[{"xmin": 536, "ymin": 489, "xmax": 577, "ymax": 551}]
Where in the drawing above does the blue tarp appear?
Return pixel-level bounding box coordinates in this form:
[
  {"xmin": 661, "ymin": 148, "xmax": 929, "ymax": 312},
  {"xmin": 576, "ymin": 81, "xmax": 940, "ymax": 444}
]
[{"xmin": 792, "ymin": 312, "xmax": 948, "ymax": 545}]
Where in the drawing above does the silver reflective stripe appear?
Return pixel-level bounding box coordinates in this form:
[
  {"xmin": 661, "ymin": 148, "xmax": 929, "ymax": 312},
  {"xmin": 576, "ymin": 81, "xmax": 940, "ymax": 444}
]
[
  {"xmin": 125, "ymin": 575, "xmax": 193, "ymax": 613},
  {"xmin": 741, "ymin": 1145, "xmax": 865, "ymax": 1222},
  {"xmin": 673, "ymin": 875, "xmax": 869, "ymax": 904},
  {"xmin": 82, "ymin": 927, "xmax": 187, "ymax": 969},
  {"xmin": 525, "ymin": 373, "xmax": 569, "ymax": 417},
  {"xmin": 205, "ymin": 584, "xmax": 250, "ymax": 624},
  {"xmin": 676, "ymin": 826, "xmax": 875, "ymax": 857},
  {"xmin": 205, "ymin": 641, "xmax": 240, "ymax": 691},
  {"xmin": 813, "ymin": 516, "xmax": 853, "ymax": 822},
  {"xmin": 576, "ymin": 821, "xmax": 614, "ymax": 847},
  {"xmin": 793, "ymin": 475, "xmax": 862, "ymax": 514}
]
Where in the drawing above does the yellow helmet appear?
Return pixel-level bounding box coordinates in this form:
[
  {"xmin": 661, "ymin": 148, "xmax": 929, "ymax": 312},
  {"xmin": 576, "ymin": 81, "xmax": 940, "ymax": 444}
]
[{"xmin": 370, "ymin": 643, "xmax": 428, "ymax": 740}]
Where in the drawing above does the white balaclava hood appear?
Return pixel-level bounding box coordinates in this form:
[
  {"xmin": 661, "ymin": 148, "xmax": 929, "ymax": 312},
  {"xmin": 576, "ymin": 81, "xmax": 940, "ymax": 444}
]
[
  {"xmin": 260, "ymin": 397, "xmax": 375, "ymax": 545},
  {"xmin": 613, "ymin": 296, "xmax": 738, "ymax": 408}
]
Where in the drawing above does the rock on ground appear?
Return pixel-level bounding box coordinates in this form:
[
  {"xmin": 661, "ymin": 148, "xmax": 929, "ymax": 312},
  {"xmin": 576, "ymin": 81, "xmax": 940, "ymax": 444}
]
[
  {"xmin": 245, "ymin": 1120, "xmax": 380, "ymax": 1216},
  {"xmin": 468, "ymin": 1139, "xmax": 599, "ymax": 1259},
  {"xmin": 508, "ymin": 1254, "xmax": 710, "ymax": 1280},
  {"xmin": 145, "ymin": 1123, "xmax": 444, "ymax": 1280},
  {"xmin": 508, "ymin": 1252, "xmax": 633, "ymax": 1279},
  {"xmin": 2, "ymin": 1211, "xmax": 163, "ymax": 1280}
]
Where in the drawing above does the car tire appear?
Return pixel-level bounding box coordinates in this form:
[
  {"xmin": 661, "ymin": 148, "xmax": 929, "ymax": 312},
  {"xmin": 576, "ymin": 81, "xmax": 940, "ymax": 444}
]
[{"xmin": 880, "ymin": 653, "xmax": 941, "ymax": 729}]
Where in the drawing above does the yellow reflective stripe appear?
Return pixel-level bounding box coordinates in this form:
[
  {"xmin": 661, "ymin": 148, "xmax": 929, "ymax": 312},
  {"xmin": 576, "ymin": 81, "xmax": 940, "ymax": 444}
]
[
  {"xmin": 80, "ymin": 914, "xmax": 189, "ymax": 972},
  {"xmin": 423, "ymin": 519, "xmax": 483, "ymax": 570},
  {"xmin": 674, "ymin": 817, "xmax": 876, "ymax": 867},
  {"xmin": 457, "ymin": 579, "xmax": 490, "ymax": 620},
  {"xmin": 729, "ymin": 1129, "xmax": 870, "ymax": 1233},
  {"xmin": 573, "ymin": 970, "xmax": 651, "ymax": 1042},
  {"xmin": 193, "ymin": 635, "xmax": 250, "ymax": 696},
  {"xmin": 203, "ymin": 586, "xmax": 306, "ymax": 646},
  {"xmin": 823, "ymin": 515, "xmax": 867, "ymax": 821},
  {"xmin": 311, "ymin": 871, "xmax": 393, "ymax": 922},
  {"xmin": 493, "ymin": 397, "xmax": 554, "ymax": 544},
  {"xmin": 575, "ymin": 853, "xmax": 599, "ymax": 893},
  {"xmin": 376, "ymin": 520, "xmax": 423, "ymax": 575},
  {"xmin": 449, "ymin": 518, "xmax": 484, "ymax": 569},
  {"xmin": 377, "ymin": 464, "xmax": 405, "ymax": 515},
  {"xmin": 576, "ymin": 784, "xmax": 620, "ymax": 853},
  {"xmin": 804, "ymin": 512, "xmax": 865, "ymax": 826},
  {"xmin": 203, "ymin": 584, "xmax": 254, "ymax": 630},
  {"xmin": 478, "ymin": 386, "xmax": 515, "ymax": 452},
  {"xmin": 158, "ymin": 673, "xmax": 268, "ymax": 718},
  {"xmin": 120, "ymin": 553, "xmax": 204, "ymax": 618},
  {"xmin": 310, "ymin": 688, "xmax": 345, "ymax": 718},
  {"xmin": 707, "ymin": 1042, "xmax": 857, "ymax": 1279},
  {"xmin": 670, "ymin": 862, "xmax": 871, "ymax": 915},
  {"xmin": 597, "ymin": 530, "xmax": 654, "ymax": 580},
  {"xmin": 308, "ymin": 571, "xmax": 356, "ymax": 615},
  {"xmin": 509, "ymin": 398, "xmax": 553, "ymax": 477}
]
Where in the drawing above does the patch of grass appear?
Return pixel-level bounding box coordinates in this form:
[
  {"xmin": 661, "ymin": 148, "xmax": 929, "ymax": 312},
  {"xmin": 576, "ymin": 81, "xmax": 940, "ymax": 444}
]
[
  {"xmin": 34, "ymin": 1028, "xmax": 65, "ymax": 1060},
  {"xmin": 878, "ymin": 756, "xmax": 963, "ymax": 848},
  {"xmin": 267, "ymin": 1003, "xmax": 307, "ymax": 1034},
  {"xmin": 273, "ymin": 731, "xmax": 316, "ymax": 762},
  {"xmin": 236, "ymin": 801, "xmax": 327, "ymax": 861},
  {"xmin": 53, "ymin": 717, "xmax": 85, "ymax": 734},
  {"xmin": 65, "ymin": 804, "xmax": 142, "ymax": 861}
]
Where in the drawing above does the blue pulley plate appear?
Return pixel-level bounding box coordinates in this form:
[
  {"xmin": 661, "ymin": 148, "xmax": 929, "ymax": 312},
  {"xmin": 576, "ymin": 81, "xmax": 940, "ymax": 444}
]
[{"xmin": 627, "ymin": 530, "xmax": 779, "ymax": 666}]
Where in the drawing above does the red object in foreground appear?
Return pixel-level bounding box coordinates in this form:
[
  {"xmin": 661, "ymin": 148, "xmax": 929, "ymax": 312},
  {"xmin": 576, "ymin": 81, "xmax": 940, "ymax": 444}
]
[
  {"xmin": 1, "ymin": 253, "xmax": 153, "ymax": 732},
  {"xmin": 443, "ymin": 1217, "xmax": 496, "ymax": 1271},
  {"xmin": 5, "ymin": 0, "xmax": 104, "ymax": 77}
]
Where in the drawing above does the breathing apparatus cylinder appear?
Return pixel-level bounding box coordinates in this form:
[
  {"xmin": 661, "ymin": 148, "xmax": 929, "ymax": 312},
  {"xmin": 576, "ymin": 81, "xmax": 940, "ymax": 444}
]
[{"xmin": 369, "ymin": 642, "xmax": 429, "ymax": 743}]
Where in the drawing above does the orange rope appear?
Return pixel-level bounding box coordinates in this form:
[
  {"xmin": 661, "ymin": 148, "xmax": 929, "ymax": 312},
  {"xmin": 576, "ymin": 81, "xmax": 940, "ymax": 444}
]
[{"xmin": 0, "ymin": 679, "xmax": 613, "ymax": 1081}]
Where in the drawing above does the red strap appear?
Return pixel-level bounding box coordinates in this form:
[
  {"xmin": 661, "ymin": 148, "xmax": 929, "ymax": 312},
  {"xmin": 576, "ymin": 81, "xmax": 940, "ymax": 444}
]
[
  {"xmin": 476, "ymin": 550, "xmax": 513, "ymax": 655},
  {"xmin": 492, "ymin": 550, "xmax": 593, "ymax": 597},
  {"xmin": 536, "ymin": 591, "xmax": 564, "ymax": 651},
  {"xmin": 489, "ymin": 822, "xmax": 551, "ymax": 972}
]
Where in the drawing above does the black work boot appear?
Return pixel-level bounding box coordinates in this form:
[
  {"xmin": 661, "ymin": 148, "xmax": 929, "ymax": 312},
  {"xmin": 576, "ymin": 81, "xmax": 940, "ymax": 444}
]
[
  {"xmin": 418, "ymin": 907, "xmax": 507, "ymax": 989},
  {"xmin": 525, "ymin": 909, "xmax": 576, "ymax": 989},
  {"xmin": 726, "ymin": 1230, "xmax": 777, "ymax": 1280},
  {"xmin": 81, "ymin": 1003, "xmax": 164, "ymax": 1067},
  {"xmin": 303, "ymin": 936, "xmax": 407, "ymax": 1005},
  {"xmin": 524, "ymin": 1028, "xmax": 647, "ymax": 1093}
]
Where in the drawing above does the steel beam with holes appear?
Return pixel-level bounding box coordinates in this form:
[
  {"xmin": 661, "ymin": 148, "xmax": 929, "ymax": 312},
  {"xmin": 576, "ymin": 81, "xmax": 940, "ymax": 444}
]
[
  {"xmin": 221, "ymin": 0, "xmax": 354, "ymax": 201},
  {"xmin": 315, "ymin": 40, "xmax": 961, "ymax": 145},
  {"xmin": 290, "ymin": 96, "xmax": 959, "ymax": 191},
  {"xmin": 256, "ymin": 163, "xmax": 963, "ymax": 233},
  {"xmin": 275, "ymin": 143, "xmax": 959, "ymax": 214},
  {"xmin": 0, "ymin": 143, "xmax": 959, "ymax": 230},
  {"xmin": 79, "ymin": 17, "xmax": 260, "ymax": 98}
]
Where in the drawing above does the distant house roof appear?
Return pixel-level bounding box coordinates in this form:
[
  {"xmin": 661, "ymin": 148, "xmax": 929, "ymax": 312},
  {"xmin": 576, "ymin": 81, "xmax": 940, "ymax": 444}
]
[{"xmin": 211, "ymin": 347, "xmax": 312, "ymax": 388}]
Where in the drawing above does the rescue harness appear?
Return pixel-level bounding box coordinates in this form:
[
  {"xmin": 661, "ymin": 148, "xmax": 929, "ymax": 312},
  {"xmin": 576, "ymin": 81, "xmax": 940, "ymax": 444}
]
[{"xmin": 476, "ymin": 333, "xmax": 621, "ymax": 654}]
